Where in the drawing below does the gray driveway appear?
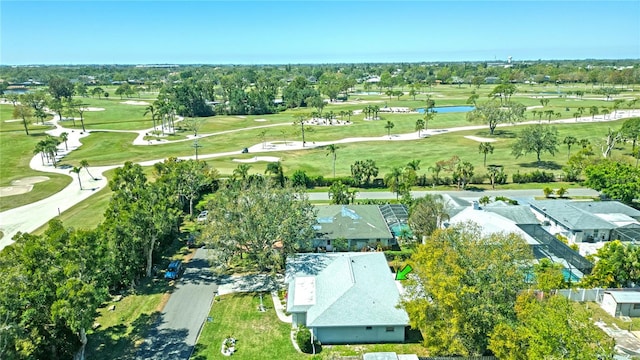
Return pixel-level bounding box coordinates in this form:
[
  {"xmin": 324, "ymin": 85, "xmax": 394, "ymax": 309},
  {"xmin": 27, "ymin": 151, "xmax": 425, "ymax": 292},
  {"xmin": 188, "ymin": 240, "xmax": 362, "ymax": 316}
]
[{"xmin": 137, "ymin": 248, "xmax": 218, "ymax": 360}]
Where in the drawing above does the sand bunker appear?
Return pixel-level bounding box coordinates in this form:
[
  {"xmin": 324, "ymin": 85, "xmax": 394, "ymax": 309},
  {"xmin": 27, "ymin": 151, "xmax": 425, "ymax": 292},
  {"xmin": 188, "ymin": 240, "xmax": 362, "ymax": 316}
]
[
  {"xmin": 464, "ymin": 136, "xmax": 497, "ymax": 143},
  {"xmin": 81, "ymin": 107, "xmax": 105, "ymax": 112},
  {"xmin": 254, "ymin": 119, "xmax": 267, "ymax": 122},
  {"xmin": 0, "ymin": 176, "xmax": 50, "ymax": 197},
  {"xmin": 4, "ymin": 119, "xmax": 21, "ymax": 123},
  {"xmin": 121, "ymin": 101, "xmax": 149, "ymax": 106},
  {"xmin": 232, "ymin": 156, "xmax": 280, "ymax": 163}
]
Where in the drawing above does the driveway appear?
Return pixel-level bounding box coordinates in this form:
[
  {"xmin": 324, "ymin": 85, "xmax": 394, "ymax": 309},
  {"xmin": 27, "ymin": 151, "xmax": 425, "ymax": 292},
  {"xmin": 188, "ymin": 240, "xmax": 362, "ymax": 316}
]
[{"xmin": 136, "ymin": 248, "xmax": 218, "ymax": 360}]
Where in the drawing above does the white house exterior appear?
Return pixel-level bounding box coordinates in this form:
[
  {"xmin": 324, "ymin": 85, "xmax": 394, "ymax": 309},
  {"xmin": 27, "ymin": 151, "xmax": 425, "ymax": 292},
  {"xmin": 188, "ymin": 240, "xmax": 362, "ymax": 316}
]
[
  {"xmin": 601, "ymin": 291, "xmax": 640, "ymax": 317},
  {"xmin": 285, "ymin": 252, "xmax": 409, "ymax": 344},
  {"xmin": 529, "ymin": 200, "xmax": 640, "ymax": 244}
]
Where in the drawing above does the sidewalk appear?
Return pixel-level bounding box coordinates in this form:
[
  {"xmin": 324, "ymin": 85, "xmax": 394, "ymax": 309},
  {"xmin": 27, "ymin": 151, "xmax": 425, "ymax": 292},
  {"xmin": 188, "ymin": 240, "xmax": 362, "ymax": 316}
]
[{"xmin": 271, "ymin": 291, "xmax": 292, "ymax": 323}]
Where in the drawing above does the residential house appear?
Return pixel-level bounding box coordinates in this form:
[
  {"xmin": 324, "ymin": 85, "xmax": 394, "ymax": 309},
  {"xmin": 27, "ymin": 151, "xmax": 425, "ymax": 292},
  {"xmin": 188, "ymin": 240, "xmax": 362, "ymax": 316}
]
[
  {"xmin": 529, "ymin": 200, "xmax": 640, "ymax": 243},
  {"xmin": 446, "ymin": 197, "xmax": 593, "ymax": 280},
  {"xmin": 601, "ymin": 291, "xmax": 640, "ymax": 317},
  {"xmin": 285, "ymin": 252, "xmax": 409, "ymax": 344},
  {"xmin": 313, "ymin": 205, "xmax": 395, "ymax": 251}
]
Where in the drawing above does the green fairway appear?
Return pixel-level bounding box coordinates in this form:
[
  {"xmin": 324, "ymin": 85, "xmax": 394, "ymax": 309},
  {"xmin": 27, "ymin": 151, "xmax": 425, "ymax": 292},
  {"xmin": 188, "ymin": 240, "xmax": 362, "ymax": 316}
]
[
  {"xmin": 0, "ymin": 106, "xmax": 71, "ymax": 211},
  {"xmin": 1, "ymin": 84, "xmax": 638, "ymax": 213}
]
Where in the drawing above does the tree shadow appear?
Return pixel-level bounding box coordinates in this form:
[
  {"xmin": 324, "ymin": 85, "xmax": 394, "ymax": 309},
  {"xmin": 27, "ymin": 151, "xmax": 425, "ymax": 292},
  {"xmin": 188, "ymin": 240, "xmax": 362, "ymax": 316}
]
[
  {"xmin": 475, "ymin": 129, "xmax": 517, "ymax": 138},
  {"xmin": 405, "ymin": 326, "xmax": 424, "ymax": 344},
  {"xmin": 518, "ymin": 161, "xmax": 562, "ymax": 170},
  {"xmin": 284, "ymin": 253, "xmax": 333, "ymax": 279},
  {"xmin": 86, "ymin": 312, "xmax": 161, "ymax": 360}
]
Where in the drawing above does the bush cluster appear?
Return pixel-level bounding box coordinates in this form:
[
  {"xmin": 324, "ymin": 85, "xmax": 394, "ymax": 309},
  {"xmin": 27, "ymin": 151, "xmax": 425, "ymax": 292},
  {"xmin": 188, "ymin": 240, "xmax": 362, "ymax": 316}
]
[{"xmin": 512, "ymin": 170, "xmax": 555, "ymax": 183}]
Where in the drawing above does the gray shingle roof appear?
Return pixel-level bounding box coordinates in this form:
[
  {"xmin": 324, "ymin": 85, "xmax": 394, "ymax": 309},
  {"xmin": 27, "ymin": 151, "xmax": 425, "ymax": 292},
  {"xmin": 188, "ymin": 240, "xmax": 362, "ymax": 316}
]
[
  {"xmin": 485, "ymin": 205, "xmax": 540, "ymax": 224},
  {"xmin": 529, "ymin": 200, "xmax": 618, "ymax": 230},
  {"xmin": 314, "ymin": 205, "xmax": 393, "ymax": 241},
  {"xmin": 286, "ymin": 252, "xmax": 409, "ymax": 327}
]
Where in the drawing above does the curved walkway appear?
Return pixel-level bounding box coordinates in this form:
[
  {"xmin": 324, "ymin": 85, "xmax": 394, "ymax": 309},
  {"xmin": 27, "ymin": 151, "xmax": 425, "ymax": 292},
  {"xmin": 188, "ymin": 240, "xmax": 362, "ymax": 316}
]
[{"xmin": 1, "ymin": 109, "xmax": 639, "ymax": 249}]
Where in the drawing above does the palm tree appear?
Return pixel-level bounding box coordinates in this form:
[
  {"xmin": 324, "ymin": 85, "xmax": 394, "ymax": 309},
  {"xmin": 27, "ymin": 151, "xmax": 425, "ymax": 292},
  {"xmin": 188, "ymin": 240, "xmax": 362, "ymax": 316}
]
[
  {"xmin": 33, "ymin": 142, "xmax": 45, "ymax": 166},
  {"xmin": 345, "ymin": 110, "xmax": 353, "ymax": 122},
  {"xmin": 59, "ymin": 132, "xmax": 69, "ymax": 150},
  {"xmin": 563, "ymin": 136, "xmax": 578, "ymax": 160},
  {"xmin": 384, "ymin": 166, "xmax": 404, "ymax": 200},
  {"xmin": 415, "ymin": 119, "xmax": 425, "ymax": 137},
  {"xmin": 144, "ymin": 104, "xmax": 157, "ymax": 130},
  {"xmin": 80, "ymin": 160, "xmax": 95, "ymax": 180},
  {"xmin": 233, "ymin": 163, "xmax": 252, "ymax": 181},
  {"xmin": 70, "ymin": 166, "xmax": 83, "ymax": 189},
  {"xmin": 478, "ymin": 142, "xmax": 494, "ymax": 167},
  {"xmin": 265, "ymin": 161, "xmax": 285, "ymax": 187},
  {"xmin": 601, "ymin": 108, "xmax": 610, "ymax": 120},
  {"xmin": 384, "ymin": 120, "xmax": 395, "ymax": 138},
  {"xmin": 589, "ymin": 106, "xmax": 599, "ymax": 120},
  {"xmin": 406, "ymin": 160, "xmax": 421, "ymax": 172},
  {"xmin": 326, "ymin": 144, "xmax": 339, "ymax": 178},
  {"xmin": 423, "ymin": 111, "xmax": 435, "ymax": 132}
]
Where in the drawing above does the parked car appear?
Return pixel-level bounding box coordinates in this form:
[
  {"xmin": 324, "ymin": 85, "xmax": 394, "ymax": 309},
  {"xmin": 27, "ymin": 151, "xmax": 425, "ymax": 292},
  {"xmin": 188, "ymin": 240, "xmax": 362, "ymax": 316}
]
[
  {"xmin": 196, "ymin": 210, "xmax": 208, "ymax": 222},
  {"xmin": 164, "ymin": 260, "xmax": 183, "ymax": 280}
]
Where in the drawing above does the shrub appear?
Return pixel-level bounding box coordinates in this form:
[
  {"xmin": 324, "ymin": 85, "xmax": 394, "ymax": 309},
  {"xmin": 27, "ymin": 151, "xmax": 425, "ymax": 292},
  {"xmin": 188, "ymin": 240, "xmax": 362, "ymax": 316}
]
[
  {"xmin": 470, "ymin": 174, "xmax": 486, "ymax": 184},
  {"xmin": 513, "ymin": 170, "xmax": 555, "ymax": 183},
  {"xmin": 543, "ymin": 187, "xmax": 554, "ymax": 198},
  {"xmin": 296, "ymin": 326, "xmax": 312, "ymax": 353},
  {"xmin": 556, "ymin": 187, "xmax": 568, "ymax": 198},
  {"xmin": 384, "ymin": 249, "xmax": 414, "ymax": 261}
]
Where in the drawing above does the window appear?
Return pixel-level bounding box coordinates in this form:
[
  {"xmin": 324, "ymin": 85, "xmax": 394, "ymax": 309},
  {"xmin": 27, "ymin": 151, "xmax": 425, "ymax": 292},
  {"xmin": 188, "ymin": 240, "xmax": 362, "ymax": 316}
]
[
  {"xmin": 365, "ymin": 326, "xmax": 372, "ymax": 330},
  {"xmin": 633, "ymin": 304, "xmax": 640, "ymax": 310},
  {"xmin": 385, "ymin": 327, "xmax": 394, "ymax": 332},
  {"xmin": 327, "ymin": 240, "xmax": 331, "ymax": 245}
]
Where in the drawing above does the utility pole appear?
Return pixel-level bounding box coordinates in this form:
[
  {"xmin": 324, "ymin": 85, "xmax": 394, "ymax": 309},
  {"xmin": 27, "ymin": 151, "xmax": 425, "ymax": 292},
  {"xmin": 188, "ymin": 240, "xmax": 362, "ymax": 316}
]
[{"xmin": 192, "ymin": 138, "xmax": 202, "ymax": 160}]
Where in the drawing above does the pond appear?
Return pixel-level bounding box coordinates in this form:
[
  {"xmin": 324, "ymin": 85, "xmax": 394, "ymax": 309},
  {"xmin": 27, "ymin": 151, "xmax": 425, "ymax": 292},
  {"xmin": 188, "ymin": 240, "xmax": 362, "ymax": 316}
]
[{"xmin": 417, "ymin": 106, "xmax": 475, "ymax": 114}]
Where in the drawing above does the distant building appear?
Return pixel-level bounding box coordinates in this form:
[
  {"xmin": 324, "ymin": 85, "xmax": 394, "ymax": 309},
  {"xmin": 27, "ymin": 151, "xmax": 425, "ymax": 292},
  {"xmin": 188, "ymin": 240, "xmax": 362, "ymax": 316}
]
[{"xmin": 601, "ymin": 291, "xmax": 640, "ymax": 317}]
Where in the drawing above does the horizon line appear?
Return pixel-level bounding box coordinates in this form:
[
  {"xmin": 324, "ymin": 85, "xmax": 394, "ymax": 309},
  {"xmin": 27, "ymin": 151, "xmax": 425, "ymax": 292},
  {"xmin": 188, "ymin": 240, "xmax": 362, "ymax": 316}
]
[{"xmin": 2, "ymin": 57, "xmax": 639, "ymax": 67}]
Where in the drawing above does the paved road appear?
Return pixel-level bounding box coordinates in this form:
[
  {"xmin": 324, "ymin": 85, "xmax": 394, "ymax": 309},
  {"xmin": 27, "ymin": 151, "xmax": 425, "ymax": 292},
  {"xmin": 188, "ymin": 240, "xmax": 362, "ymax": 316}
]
[
  {"xmin": 136, "ymin": 248, "xmax": 218, "ymax": 360},
  {"xmin": 306, "ymin": 188, "xmax": 601, "ymax": 201}
]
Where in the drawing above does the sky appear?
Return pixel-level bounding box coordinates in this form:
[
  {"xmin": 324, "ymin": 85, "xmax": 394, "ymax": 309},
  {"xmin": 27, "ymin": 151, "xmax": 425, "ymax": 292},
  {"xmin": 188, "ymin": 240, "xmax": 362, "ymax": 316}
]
[{"xmin": 1, "ymin": 1, "xmax": 639, "ymax": 65}]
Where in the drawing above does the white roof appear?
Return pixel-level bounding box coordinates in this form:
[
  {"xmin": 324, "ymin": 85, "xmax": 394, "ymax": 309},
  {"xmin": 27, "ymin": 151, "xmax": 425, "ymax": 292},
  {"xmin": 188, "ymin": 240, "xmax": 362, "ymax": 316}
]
[
  {"xmin": 293, "ymin": 276, "xmax": 315, "ymax": 307},
  {"xmin": 449, "ymin": 207, "xmax": 539, "ymax": 245},
  {"xmin": 605, "ymin": 291, "xmax": 640, "ymax": 304}
]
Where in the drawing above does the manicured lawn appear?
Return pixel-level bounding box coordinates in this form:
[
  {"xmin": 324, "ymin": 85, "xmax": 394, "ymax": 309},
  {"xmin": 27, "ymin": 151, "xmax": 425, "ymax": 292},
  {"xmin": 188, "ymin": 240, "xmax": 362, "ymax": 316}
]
[
  {"xmin": 193, "ymin": 293, "xmax": 428, "ymax": 359},
  {"xmin": 0, "ymin": 106, "xmax": 71, "ymax": 211},
  {"xmin": 193, "ymin": 293, "xmax": 299, "ymax": 360}
]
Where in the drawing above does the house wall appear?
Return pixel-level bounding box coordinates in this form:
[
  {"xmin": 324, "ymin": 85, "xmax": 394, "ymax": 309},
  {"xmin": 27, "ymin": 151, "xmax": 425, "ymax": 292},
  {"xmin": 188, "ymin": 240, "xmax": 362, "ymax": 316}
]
[
  {"xmin": 601, "ymin": 293, "xmax": 618, "ymax": 317},
  {"xmin": 292, "ymin": 312, "xmax": 306, "ymax": 328},
  {"xmin": 312, "ymin": 238, "xmax": 391, "ymax": 251},
  {"xmin": 531, "ymin": 207, "xmax": 612, "ymax": 243},
  {"xmin": 616, "ymin": 303, "xmax": 640, "ymax": 317},
  {"xmin": 312, "ymin": 325, "xmax": 405, "ymax": 344}
]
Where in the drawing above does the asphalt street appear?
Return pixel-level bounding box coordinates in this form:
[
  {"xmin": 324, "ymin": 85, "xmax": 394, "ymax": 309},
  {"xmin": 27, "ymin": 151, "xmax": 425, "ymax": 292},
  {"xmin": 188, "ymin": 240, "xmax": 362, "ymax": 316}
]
[{"xmin": 136, "ymin": 248, "xmax": 218, "ymax": 360}]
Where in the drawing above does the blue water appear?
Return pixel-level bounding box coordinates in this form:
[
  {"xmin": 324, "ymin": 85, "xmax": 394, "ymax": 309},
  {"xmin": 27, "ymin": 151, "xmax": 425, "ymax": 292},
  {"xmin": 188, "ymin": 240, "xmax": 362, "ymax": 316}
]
[{"xmin": 417, "ymin": 106, "xmax": 475, "ymax": 114}]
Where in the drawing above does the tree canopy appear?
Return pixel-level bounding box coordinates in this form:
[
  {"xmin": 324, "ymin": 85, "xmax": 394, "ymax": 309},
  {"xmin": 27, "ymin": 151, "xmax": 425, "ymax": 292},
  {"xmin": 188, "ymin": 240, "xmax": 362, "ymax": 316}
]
[
  {"xmin": 584, "ymin": 159, "xmax": 640, "ymax": 205},
  {"xmin": 489, "ymin": 293, "xmax": 614, "ymax": 359},
  {"xmin": 201, "ymin": 181, "xmax": 317, "ymax": 272},
  {"xmin": 400, "ymin": 222, "xmax": 533, "ymax": 356},
  {"xmin": 511, "ymin": 124, "xmax": 559, "ymax": 166}
]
